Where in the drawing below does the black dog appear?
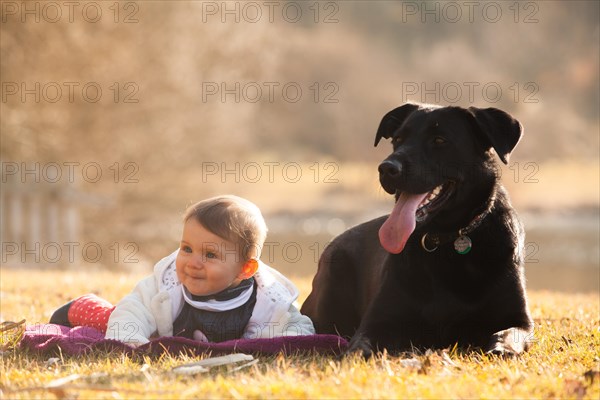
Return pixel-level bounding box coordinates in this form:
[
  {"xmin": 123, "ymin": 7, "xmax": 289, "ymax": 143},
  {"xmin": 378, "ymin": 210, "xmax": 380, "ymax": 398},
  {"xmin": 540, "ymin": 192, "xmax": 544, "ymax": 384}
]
[{"xmin": 301, "ymin": 103, "xmax": 533, "ymax": 357}]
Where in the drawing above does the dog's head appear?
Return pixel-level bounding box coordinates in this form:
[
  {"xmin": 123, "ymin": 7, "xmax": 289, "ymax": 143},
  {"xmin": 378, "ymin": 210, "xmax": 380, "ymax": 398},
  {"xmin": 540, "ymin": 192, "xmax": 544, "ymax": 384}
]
[{"xmin": 374, "ymin": 102, "xmax": 523, "ymax": 254}]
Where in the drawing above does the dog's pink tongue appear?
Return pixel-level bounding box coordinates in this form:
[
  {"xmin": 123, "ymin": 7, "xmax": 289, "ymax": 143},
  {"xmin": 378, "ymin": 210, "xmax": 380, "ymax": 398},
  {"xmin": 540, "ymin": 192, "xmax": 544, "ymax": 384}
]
[{"xmin": 379, "ymin": 192, "xmax": 429, "ymax": 254}]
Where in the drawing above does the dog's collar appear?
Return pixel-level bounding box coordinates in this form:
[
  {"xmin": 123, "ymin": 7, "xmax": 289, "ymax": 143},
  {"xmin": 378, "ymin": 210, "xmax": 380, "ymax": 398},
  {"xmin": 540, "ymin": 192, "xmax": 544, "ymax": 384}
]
[{"xmin": 421, "ymin": 187, "xmax": 497, "ymax": 254}]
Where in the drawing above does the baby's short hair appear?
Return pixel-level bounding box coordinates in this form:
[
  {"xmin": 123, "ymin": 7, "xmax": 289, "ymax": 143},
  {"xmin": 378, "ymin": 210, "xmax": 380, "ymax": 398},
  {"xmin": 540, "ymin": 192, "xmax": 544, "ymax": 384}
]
[{"xmin": 183, "ymin": 195, "xmax": 267, "ymax": 261}]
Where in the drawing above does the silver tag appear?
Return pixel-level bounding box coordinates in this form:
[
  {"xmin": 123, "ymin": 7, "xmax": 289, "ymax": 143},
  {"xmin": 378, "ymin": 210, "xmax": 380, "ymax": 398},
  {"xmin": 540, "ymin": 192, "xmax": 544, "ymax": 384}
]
[{"xmin": 454, "ymin": 235, "xmax": 472, "ymax": 254}]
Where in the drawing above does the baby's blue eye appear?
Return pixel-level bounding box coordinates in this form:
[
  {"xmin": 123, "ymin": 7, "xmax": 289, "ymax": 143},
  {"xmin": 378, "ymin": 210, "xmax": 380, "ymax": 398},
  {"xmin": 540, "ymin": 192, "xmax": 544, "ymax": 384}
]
[
  {"xmin": 182, "ymin": 246, "xmax": 192, "ymax": 253},
  {"xmin": 206, "ymin": 252, "xmax": 217, "ymax": 259}
]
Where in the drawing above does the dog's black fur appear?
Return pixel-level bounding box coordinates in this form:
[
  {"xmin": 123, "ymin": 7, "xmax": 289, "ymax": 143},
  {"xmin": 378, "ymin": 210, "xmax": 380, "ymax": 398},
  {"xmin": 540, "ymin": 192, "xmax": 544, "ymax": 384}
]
[{"xmin": 301, "ymin": 103, "xmax": 533, "ymax": 357}]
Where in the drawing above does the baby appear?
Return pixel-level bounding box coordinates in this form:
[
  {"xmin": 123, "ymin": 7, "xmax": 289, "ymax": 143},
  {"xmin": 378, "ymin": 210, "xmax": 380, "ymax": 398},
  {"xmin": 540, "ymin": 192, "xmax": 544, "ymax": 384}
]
[{"xmin": 50, "ymin": 195, "xmax": 315, "ymax": 345}]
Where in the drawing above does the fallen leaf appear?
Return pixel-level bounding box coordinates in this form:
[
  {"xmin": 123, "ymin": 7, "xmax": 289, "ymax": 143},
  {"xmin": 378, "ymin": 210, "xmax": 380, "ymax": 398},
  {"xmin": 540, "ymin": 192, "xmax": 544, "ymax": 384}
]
[
  {"xmin": 228, "ymin": 359, "xmax": 259, "ymax": 373},
  {"xmin": 399, "ymin": 358, "xmax": 422, "ymax": 370},
  {"xmin": 172, "ymin": 353, "xmax": 255, "ymax": 375},
  {"xmin": 0, "ymin": 319, "xmax": 26, "ymax": 351},
  {"xmin": 172, "ymin": 364, "xmax": 209, "ymax": 375},
  {"xmin": 185, "ymin": 353, "xmax": 254, "ymax": 368},
  {"xmin": 45, "ymin": 358, "xmax": 61, "ymax": 369},
  {"xmin": 45, "ymin": 374, "xmax": 81, "ymax": 400},
  {"xmin": 440, "ymin": 351, "xmax": 460, "ymax": 369},
  {"xmin": 46, "ymin": 374, "xmax": 81, "ymax": 389},
  {"xmin": 140, "ymin": 364, "xmax": 152, "ymax": 382}
]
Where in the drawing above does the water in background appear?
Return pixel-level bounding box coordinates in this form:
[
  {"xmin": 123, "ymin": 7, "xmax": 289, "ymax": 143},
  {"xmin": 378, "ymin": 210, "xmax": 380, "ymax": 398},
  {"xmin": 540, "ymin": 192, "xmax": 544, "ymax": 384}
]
[{"xmin": 266, "ymin": 209, "xmax": 600, "ymax": 294}]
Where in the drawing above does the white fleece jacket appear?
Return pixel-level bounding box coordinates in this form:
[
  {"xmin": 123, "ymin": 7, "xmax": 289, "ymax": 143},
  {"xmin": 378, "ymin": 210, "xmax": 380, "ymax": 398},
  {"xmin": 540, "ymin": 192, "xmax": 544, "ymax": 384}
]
[{"xmin": 105, "ymin": 250, "xmax": 315, "ymax": 345}]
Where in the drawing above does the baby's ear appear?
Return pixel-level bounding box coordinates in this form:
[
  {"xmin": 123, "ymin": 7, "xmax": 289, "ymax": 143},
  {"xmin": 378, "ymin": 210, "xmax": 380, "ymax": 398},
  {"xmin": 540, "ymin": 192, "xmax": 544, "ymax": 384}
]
[{"xmin": 239, "ymin": 259, "xmax": 259, "ymax": 279}]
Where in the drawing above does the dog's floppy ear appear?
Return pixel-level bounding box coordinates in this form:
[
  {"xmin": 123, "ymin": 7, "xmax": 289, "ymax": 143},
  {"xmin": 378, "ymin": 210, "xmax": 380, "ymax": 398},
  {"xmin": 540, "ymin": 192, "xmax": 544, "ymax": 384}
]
[
  {"xmin": 374, "ymin": 103, "xmax": 420, "ymax": 147},
  {"xmin": 468, "ymin": 107, "xmax": 523, "ymax": 164}
]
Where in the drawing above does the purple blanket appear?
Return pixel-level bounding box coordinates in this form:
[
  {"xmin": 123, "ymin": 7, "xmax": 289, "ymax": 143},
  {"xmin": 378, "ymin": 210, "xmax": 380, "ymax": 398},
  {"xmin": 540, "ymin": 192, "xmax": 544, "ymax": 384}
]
[{"xmin": 20, "ymin": 324, "xmax": 348, "ymax": 357}]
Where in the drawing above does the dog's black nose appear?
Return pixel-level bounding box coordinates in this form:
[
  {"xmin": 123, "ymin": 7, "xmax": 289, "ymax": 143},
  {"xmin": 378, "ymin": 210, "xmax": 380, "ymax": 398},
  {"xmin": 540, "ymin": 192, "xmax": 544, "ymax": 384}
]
[{"xmin": 378, "ymin": 160, "xmax": 402, "ymax": 178}]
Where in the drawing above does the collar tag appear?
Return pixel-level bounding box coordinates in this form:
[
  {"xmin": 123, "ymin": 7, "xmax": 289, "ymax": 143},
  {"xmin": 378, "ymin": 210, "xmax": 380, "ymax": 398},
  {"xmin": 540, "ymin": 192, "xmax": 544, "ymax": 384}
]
[{"xmin": 454, "ymin": 235, "xmax": 472, "ymax": 254}]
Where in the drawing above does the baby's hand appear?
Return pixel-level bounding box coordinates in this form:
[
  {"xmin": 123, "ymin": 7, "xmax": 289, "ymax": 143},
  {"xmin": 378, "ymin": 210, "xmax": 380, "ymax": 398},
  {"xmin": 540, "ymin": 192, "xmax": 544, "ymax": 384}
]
[{"xmin": 193, "ymin": 330, "xmax": 208, "ymax": 342}]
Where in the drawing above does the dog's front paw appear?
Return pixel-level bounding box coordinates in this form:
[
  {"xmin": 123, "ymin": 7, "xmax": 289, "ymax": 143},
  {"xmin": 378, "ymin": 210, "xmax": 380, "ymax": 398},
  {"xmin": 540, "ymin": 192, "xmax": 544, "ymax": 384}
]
[
  {"xmin": 485, "ymin": 328, "xmax": 530, "ymax": 357},
  {"xmin": 346, "ymin": 333, "xmax": 374, "ymax": 359},
  {"xmin": 485, "ymin": 340, "xmax": 519, "ymax": 357}
]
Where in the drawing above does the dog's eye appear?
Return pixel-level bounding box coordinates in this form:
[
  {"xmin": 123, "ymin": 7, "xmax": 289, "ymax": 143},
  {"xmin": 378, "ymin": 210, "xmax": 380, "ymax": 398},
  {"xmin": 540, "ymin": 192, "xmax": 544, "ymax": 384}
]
[
  {"xmin": 433, "ymin": 136, "xmax": 447, "ymax": 145},
  {"xmin": 392, "ymin": 136, "xmax": 403, "ymax": 146}
]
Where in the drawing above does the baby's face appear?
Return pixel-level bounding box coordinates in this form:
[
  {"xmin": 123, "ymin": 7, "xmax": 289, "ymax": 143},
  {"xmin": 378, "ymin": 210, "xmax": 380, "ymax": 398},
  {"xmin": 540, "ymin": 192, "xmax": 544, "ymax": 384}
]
[{"xmin": 176, "ymin": 219, "xmax": 245, "ymax": 296}]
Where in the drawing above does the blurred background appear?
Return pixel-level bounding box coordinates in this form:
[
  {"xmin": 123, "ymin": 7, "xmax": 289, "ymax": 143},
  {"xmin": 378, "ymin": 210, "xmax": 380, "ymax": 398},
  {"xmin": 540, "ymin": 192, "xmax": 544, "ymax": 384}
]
[{"xmin": 1, "ymin": 1, "xmax": 598, "ymax": 293}]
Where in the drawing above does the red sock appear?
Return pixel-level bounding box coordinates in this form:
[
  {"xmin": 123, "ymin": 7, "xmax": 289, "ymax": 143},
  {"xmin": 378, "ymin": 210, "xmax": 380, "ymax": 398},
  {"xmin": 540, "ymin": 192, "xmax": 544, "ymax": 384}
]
[{"xmin": 67, "ymin": 294, "xmax": 115, "ymax": 333}]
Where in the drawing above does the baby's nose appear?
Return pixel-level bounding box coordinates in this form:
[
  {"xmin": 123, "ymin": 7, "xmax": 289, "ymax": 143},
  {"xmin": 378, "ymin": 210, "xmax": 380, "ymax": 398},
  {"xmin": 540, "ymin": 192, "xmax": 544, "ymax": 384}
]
[{"xmin": 187, "ymin": 255, "xmax": 204, "ymax": 269}]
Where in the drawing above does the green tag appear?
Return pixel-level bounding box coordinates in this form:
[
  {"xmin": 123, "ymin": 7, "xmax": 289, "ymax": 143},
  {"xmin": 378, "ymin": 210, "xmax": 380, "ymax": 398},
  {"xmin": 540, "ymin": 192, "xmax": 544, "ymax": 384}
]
[{"xmin": 454, "ymin": 236, "xmax": 472, "ymax": 254}]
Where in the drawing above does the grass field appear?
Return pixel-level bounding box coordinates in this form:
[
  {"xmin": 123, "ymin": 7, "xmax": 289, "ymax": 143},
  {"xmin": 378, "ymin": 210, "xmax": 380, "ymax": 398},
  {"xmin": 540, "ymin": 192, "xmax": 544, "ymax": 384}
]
[{"xmin": 1, "ymin": 268, "xmax": 599, "ymax": 399}]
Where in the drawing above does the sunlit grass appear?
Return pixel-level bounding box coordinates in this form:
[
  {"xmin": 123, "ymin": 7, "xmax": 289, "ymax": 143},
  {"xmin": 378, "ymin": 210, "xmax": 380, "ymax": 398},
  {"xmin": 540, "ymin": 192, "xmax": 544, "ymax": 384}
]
[{"xmin": 1, "ymin": 268, "xmax": 598, "ymax": 399}]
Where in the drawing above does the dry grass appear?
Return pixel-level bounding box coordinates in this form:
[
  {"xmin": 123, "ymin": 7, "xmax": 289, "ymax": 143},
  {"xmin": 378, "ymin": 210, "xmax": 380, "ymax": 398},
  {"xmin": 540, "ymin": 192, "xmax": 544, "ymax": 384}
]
[{"xmin": 0, "ymin": 268, "xmax": 599, "ymax": 399}]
